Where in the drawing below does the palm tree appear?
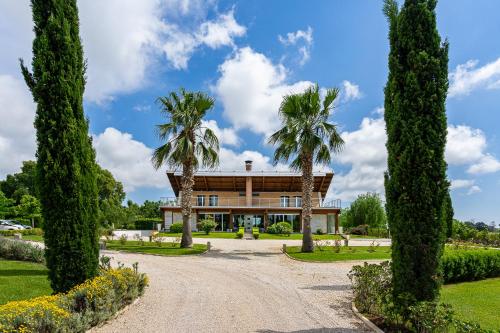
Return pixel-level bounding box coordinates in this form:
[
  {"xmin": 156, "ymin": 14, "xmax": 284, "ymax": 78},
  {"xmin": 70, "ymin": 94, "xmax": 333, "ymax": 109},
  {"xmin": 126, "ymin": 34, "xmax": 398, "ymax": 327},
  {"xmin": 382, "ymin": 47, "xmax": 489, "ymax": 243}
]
[
  {"xmin": 268, "ymin": 84, "xmax": 344, "ymax": 252},
  {"xmin": 152, "ymin": 89, "xmax": 219, "ymax": 248}
]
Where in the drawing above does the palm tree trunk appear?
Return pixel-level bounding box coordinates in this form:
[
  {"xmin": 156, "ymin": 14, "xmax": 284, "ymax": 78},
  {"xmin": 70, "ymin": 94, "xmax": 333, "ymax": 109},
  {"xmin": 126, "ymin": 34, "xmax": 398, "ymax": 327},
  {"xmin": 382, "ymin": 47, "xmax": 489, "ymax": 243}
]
[
  {"xmin": 301, "ymin": 153, "xmax": 314, "ymax": 252},
  {"xmin": 180, "ymin": 160, "xmax": 194, "ymax": 248}
]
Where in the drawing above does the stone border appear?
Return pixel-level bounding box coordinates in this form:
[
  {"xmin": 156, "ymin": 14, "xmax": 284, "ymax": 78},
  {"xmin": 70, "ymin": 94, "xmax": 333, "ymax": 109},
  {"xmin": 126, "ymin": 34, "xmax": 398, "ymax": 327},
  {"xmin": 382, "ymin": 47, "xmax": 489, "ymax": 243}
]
[{"xmin": 351, "ymin": 302, "xmax": 384, "ymax": 333}]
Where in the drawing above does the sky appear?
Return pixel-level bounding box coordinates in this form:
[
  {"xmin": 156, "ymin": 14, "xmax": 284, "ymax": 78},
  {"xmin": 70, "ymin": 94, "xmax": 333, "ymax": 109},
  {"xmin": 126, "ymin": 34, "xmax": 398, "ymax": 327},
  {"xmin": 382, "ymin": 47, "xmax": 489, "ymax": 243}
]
[{"xmin": 0, "ymin": 0, "xmax": 499, "ymax": 224}]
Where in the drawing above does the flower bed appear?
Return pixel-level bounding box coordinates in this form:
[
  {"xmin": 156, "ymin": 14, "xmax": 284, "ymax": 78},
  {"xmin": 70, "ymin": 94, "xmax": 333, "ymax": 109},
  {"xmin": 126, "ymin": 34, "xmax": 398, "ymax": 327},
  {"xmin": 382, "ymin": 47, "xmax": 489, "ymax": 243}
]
[{"xmin": 0, "ymin": 264, "xmax": 148, "ymax": 332}]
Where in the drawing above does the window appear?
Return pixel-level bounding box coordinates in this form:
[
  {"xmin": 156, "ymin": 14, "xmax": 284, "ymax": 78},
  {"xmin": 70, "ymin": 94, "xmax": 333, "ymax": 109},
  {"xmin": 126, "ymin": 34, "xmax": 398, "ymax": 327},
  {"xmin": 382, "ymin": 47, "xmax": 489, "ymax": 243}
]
[
  {"xmin": 197, "ymin": 195, "xmax": 205, "ymax": 206},
  {"xmin": 280, "ymin": 196, "xmax": 290, "ymax": 207},
  {"xmin": 294, "ymin": 196, "xmax": 302, "ymax": 207},
  {"xmin": 209, "ymin": 195, "xmax": 219, "ymax": 206}
]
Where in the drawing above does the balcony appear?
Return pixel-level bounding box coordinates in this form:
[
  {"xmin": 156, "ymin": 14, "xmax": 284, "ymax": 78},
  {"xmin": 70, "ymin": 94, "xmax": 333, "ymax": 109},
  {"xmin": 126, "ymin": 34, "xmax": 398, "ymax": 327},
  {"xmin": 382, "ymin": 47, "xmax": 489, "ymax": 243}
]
[{"xmin": 159, "ymin": 196, "xmax": 341, "ymax": 209}]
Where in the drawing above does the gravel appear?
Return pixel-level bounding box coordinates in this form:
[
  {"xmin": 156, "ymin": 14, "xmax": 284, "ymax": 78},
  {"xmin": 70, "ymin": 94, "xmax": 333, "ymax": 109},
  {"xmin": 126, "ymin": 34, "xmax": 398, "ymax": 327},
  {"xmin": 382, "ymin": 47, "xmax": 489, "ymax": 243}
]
[{"xmin": 91, "ymin": 238, "xmax": 375, "ymax": 333}]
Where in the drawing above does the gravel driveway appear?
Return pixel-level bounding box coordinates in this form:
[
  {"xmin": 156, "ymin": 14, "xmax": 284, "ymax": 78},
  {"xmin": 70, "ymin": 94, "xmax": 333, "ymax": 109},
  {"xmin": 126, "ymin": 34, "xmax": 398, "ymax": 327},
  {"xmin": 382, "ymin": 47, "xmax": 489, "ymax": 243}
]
[{"xmin": 92, "ymin": 238, "xmax": 378, "ymax": 333}]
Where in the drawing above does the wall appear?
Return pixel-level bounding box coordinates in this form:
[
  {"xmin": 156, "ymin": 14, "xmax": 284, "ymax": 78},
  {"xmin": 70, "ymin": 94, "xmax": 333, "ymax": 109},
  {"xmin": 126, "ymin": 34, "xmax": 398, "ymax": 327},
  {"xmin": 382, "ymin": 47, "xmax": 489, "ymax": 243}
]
[{"xmin": 311, "ymin": 214, "xmax": 327, "ymax": 233}]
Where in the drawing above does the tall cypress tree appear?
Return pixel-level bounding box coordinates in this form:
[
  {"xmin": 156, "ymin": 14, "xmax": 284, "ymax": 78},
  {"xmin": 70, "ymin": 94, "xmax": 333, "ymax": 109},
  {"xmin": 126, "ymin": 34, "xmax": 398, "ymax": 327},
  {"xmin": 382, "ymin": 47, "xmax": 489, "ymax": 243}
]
[
  {"xmin": 21, "ymin": 0, "xmax": 99, "ymax": 292},
  {"xmin": 383, "ymin": 0, "xmax": 449, "ymax": 306}
]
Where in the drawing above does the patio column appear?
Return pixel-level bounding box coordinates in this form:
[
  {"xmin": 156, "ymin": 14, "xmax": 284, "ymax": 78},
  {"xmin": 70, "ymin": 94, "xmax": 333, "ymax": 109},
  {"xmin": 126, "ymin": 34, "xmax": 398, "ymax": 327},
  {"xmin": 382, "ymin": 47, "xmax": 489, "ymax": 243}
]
[
  {"xmin": 245, "ymin": 160, "xmax": 252, "ymax": 207},
  {"xmin": 334, "ymin": 212, "xmax": 340, "ymax": 234}
]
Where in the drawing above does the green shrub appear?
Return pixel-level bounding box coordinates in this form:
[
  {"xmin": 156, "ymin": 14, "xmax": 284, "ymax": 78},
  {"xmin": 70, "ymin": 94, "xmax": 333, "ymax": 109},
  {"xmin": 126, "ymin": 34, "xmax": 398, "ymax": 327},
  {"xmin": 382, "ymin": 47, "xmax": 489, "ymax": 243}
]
[
  {"xmin": 441, "ymin": 248, "xmax": 500, "ymax": 283},
  {"xmin": 253, "ymin": 229, "xmax": 260, "ymax": 240},
  {"xmin": 267, "ymin": 222, "xmax": 292, "ymax": 235},
  {"xmin": 134, "ymin": 218, "xmax": 161, "ymax": 230},
  {"xmin": 0, "ymin": 262, "xmax": 148, "ymax": 332},
  {"xmin": 0, "ymin": 228, "xmax": 43, "ymax": 237},
  {"xmin": 316, "ymin": 228, "xmax": 324, "ymax": 235},
  {"xmin": 118, "ymin": 234, "xmax": 128, "ymax": 245},
  {"xmin": 0, "ymin": 237, "xmax": 45, "ymax": 263},
  {"xmin": 199, "ymin": 219, "xmax": 217, "ymax": 235},
  {"xmin": 348, "ymin": 261, "xmax": 491, "ymax": 332},
  {"xmin": 169, "ymin": 222, "xmax": 183, "ymax": 233},
  {"xmin": 236, "ymin": 228, "xmax": 244, "ymax": 239}
]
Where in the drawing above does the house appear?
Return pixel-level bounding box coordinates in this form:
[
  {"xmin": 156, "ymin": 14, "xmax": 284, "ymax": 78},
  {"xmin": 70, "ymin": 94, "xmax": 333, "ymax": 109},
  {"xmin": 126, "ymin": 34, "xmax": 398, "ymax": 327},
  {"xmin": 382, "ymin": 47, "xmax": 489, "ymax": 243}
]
[{"xmin": 160, "ymin": 160, "xmax": 341, "ymax": 233}]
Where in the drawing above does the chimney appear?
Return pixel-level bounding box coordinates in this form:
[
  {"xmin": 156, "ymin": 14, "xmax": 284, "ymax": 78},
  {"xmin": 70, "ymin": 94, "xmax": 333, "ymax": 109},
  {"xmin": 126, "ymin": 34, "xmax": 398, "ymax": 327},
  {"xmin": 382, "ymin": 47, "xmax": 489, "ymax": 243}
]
[
  {"xmin": 245, "ymin": 160, "xmax": 252, "ymax": 206},
  {"xmin": 245, "ymin": 160, "xmax": 253, "ymax": 171}
]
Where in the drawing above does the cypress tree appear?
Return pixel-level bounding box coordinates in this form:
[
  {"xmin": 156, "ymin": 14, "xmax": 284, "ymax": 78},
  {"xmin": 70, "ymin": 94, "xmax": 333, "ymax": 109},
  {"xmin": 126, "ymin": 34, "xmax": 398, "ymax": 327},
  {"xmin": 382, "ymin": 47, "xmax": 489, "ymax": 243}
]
[
  {"xmin": 443, "ymin": 190, "xmax": 454, "ymax": 238},
  {"xmin": 383, "ymin": 0, "xmax": 449, "ymax": 307},
  {"xmin": 21, "ymin": 0, "xmax": 99, "ymax": 292}
]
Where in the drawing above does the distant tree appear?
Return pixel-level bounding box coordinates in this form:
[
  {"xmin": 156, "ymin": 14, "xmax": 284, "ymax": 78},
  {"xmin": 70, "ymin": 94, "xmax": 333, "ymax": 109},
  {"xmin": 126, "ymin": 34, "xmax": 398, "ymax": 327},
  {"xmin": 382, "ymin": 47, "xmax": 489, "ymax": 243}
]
[
  {"xmin": 269, "ymin": 84, "xmax": 344, "ymax": 252},
  {"xmin": 0, "ymin": 190, "xmax": 15, "ymax": 219},
  {"xmin": 343, "ymin": 193, "xmax": 386, "ymax": 229},
  {"xmin": 152, "ymin": 88, "xmax": 219, "ymax": 248},
  {"xmin": 16, "ymin": 194, "xmax": 41, "ymax": 227},
  {"xmin": 443, "ymin": 191, "xmax": 454, "ymax": 238},
  {"xmin": 383, "ymin": 0, "xmax": 449, "ymax": 308},
  {"xmin": 21, "ymin": 0, "xmax": 99, "ymax": 292},
  {"xmin": 96, "ymin": 165, "xmax": 126, "ymax": 227},
  {"xmin": 139, "ymin": 200, "xmax": 162, "ymax": 219},
  {"xmin": 0, "ymin": 161, "xmax": 37, "ymax": 203}
]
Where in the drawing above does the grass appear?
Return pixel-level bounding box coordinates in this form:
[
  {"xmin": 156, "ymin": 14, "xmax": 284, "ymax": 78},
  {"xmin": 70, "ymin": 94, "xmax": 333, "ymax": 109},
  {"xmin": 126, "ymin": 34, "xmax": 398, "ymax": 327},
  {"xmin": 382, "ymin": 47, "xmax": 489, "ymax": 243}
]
[
  {"xmin": 6, "ymin": 234, "xmax": 44, "ymax": 242},
  {"xmin": 285, "ymin": 245, "xmax": 392, "ymax": 262},
  {"xmin": 158, "ymin": 231, "xmax": 343, "ymax": 240},
  {"xmin": 0, "ymin": 259, "xmax": 52, "ymax": 305},
  {"xmin": 106, "ymin": 240, "xmax": 207, "ymax": 256},
  {"xmin": 440, "ymin": 278, "xmax": 500, "ymax": 331}
]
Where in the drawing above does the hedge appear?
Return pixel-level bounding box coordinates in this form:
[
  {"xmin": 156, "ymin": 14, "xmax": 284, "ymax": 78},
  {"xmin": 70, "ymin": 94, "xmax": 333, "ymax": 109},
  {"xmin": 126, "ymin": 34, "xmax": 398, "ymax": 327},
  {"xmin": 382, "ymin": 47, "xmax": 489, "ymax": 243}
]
[
  {"xmin": 0, "ymin": 265, "xmax": 148, "ymax": 333},
  {"xmin": 0, "ymin": 228, "xmax": 43, "ymax": 237},
  {"xmin": 119, "ymin": 219, "xmax": 162, "ymax": 230},
  {"xmin": 0, "ymin": 237, "xmax": 45, "ymax": 263},
  {"xmin": 442, "ymin": 248, "xmax": 500, "ymax": 283}
]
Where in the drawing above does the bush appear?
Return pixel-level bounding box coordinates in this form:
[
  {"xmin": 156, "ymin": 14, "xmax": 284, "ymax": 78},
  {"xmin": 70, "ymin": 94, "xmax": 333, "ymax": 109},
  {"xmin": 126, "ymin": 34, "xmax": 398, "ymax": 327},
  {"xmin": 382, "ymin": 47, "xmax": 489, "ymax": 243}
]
[
  {"xmin": 441, "ymin": 248, "xmax": 500, "ymax": 283},
  {"xmin": 0, "ymin": 228, "xmax": 44, "ymax": 237},
  {"xmin": 253, "ymin": 229, "xmax": 260, "ymax": 240},
  {"xmin": 316, "ymin": 228, "xmax": 324, "ymax": 235},
  {"xmin": 267, "ymin": 222, "xmax": 292, "ymax": 235},
  {"xmin": 349, "ymin": 224, "xmax": 368, "ymax": 235},
  {"xmin": 0, "ymin": 237, "xmax": 45, "ymax": 263},
  {"xmin": 169, "ymin": 222, "xmax": 183, "ymax": 233},
  {"xmin": 236, "ymin": 228, "xmax": 244, "ymax": 239},
  {"xmin": 348, "ymin": 261, "xmax": 491, "ymax": 332},
  {"xmin": 134, "ymin": 218, "xmax": 161, "ymax": 230},
  {"xmin": 199, "ymin": 219, "xmax": 217, "ymax": 235},
  {"xmin": 0, "ymin": 262, "xmax": 148, "ymax": 333}
]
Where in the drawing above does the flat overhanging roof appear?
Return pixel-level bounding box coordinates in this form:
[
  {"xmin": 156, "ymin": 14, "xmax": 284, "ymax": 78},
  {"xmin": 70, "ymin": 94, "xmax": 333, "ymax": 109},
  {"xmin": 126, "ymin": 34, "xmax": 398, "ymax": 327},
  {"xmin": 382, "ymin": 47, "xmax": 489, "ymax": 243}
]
[{"xmin": 167, "ymin": 170, "xmax": 334, "ymax": 197}]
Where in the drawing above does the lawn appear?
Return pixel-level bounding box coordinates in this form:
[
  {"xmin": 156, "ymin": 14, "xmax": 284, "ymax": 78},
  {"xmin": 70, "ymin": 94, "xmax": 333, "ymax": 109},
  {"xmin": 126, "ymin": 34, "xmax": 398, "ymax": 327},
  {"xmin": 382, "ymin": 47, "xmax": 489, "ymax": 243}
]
[
  {"xmin": 440, "ymin": 278, "xmax": 500, "ymax": 331},
  {"xmin": 158, "ymin": 231, "xmax": 239, "ymax": 239},
  {"xmin": 6, "ymin": 234, "xmax": 44, "ymax": 242},
  {"xmin": 0, "ymin": 259, "xmax": 52, "ymax": 305},
  {"xmin": 285, "ymin": 245, "xmax": 392, "ymax": 262},
  {"xmin": 106, "ymin": 240, "xmax": 207, "ymax": 256}
]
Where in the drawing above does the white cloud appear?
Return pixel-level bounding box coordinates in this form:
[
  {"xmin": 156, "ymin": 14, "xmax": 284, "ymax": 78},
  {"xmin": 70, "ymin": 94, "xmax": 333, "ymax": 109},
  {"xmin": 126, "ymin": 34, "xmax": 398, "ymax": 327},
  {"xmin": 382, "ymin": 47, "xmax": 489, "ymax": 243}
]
[
  {"xmin": 93, "ymin": 128, "xmax": 165, "ymax": 192},
  {"xmin": 201, "ymin": 120, "xmax": 239, "ymax": 147},
  {"xmin": 133, "ymin": 104, "xmax": 152, "ymax": 113},
  {"xmin": 0, "ymin": 75, "xmax": 36, "ymax": 178},
  {"xmin": 278, "ymin": 26, "xmax": 313, "ymax": 66},
  {"xmin": 340, "ymin": 80, "xmax": 362, "ymax": 102},
  {"xmin": 1, "ymin": 1, "xmax": 245, "ymax": 104},
  {"xmin": 449, "ymin": 58, "xmax": 500, "ymax": 97},
  {"xmin": 450, "ymin": 179, "xmax": 475, "ymax": 190},
  {"xmin": 161, "ymin": 9, "xmax": 245, "ymax": 70},
  {"xmin": 467, "ymin": 155, "xmax": 500, "ymax": 174},
  {"xmin": 445, "ymin": 125, "xmax": 486, "ymax": 165},
  {"xmin": 214, "ymin": 47, "xmax": 314, "ymax": 136},
  {"xmin": 197, "ymin": 9, "xmax": 246, "ymax": 49},
  {"xmin": 331, "ymin": 116, "xmax": 387, "ymax": 201},
  {"xmin": 446, "ymin": 125, "xmax": 500, "ymax": 174},
  {"xmin": 467, "ymin": 185, "xmax": 482, "ymax": 195}
]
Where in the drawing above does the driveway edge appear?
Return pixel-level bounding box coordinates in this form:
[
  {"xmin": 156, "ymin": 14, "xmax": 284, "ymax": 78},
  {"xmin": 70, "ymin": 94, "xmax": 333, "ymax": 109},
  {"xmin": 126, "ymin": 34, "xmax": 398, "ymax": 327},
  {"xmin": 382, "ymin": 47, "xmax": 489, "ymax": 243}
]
[{"xmin": 351, "ymin": 302, "xmax": 384, "ymax": 333}]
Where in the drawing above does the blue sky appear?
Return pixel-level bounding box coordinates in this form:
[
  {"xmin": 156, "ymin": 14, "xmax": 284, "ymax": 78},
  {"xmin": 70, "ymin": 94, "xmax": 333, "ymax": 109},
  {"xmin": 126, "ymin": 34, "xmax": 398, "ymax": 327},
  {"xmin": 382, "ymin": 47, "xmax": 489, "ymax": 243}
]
[{"xmin": 0, "ymin": 0, "xmax": 499, "ymax": 224}]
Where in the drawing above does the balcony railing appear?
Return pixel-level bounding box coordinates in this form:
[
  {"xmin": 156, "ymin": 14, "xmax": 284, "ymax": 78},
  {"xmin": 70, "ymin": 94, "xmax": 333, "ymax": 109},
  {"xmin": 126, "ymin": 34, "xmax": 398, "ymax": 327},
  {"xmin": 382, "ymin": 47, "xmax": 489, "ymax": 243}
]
[{"xmin": 159, "ymin": 197, "xmax": 341, "ymax": 209}]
